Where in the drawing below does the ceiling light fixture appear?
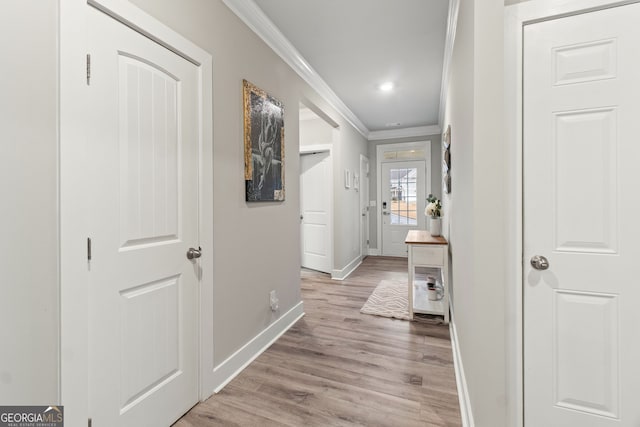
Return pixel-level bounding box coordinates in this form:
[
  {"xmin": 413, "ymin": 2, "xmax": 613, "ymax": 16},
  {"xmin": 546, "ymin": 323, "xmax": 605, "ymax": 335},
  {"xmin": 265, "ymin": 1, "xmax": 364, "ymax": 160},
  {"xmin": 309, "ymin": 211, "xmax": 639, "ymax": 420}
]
[{"xmin": 379, "ymin": 82, "xmax": 394, "ymax": 92}]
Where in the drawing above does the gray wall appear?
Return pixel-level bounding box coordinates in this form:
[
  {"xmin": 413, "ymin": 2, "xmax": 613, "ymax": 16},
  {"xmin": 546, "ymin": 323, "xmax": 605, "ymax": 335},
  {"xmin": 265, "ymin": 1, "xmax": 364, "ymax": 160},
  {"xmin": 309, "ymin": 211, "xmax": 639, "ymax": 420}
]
[
  {"xmin": 129, "ymin": 0, "xmax": 367, "ymax": 362},
  {"xmin": 442, "ymin": 0, "xmax": 509, "ymax": 425},
  {"xmin": 367, "ymin": 135, "xmax": 442, "ymax": 250},
  {"xmin": 0, "ymin": 0, "xmax": 59, "ymax": 404},
  {"xmin": 333, "ymin": 126, "xmax": 368, "ymax": 269}
]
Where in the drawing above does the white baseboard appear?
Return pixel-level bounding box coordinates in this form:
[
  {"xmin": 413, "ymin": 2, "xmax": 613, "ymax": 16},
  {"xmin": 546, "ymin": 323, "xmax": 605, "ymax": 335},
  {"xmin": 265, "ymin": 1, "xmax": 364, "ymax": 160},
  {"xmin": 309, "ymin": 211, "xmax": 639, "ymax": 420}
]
[
  {"xmin": 331, "ymin": 256, "xmax": 362, "ymax": 281},
  {"xmin": 210, "ymin": 301, "xmax": 305, "ymax": 394},
  {"xmin": 368, "ymin": 248, "xmax": 381, "ymax": 256},
  {"xmin": 450, "ymin": 312, "xmax": 475, "ymax": 427}
]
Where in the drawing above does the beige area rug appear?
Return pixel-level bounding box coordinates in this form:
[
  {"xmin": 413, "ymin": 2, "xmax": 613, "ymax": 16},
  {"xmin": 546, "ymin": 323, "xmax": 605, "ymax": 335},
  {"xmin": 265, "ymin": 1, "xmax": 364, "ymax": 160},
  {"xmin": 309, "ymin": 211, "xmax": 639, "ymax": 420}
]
[{"xmin": 360, "ymin": 280, "xmax": 411, "ymax": 321}]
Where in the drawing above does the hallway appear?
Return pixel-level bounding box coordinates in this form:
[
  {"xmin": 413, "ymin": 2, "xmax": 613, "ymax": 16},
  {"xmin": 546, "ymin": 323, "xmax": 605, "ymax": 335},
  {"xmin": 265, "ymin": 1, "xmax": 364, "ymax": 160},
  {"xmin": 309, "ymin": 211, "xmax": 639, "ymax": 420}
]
[{"xmin": 175, "ymin": 257, "xmax": 461, "ymax": 426}]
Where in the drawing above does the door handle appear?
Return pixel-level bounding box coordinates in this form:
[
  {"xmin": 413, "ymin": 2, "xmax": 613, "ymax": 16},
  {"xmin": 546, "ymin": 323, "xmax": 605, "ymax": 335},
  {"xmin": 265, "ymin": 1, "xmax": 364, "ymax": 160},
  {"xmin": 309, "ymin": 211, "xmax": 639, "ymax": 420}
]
[
  {"xmin": 530, "ymin": 255, "xmax": 549, "ymax": 270},
  {"xmin": 187, "ymin": 246, "xmax": 202, "ymax": 260},
  {"xmin": 382, "ymin": 211, "xmax": 390, "ymax": 216}
]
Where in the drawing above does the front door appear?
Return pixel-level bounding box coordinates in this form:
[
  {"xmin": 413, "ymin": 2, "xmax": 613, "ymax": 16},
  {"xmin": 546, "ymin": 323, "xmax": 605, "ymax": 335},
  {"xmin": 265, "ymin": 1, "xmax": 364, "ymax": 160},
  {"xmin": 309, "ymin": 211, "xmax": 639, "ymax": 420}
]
[
  {"xmin": 381, "ymin": 161, "xmax": 425, "ymax": 257},
  {"xmin": 524, "ymin": 4, "xmax": 640, "ymax": 425},
  {"xmin": 88, "ymin": 6, "xmax": 199, "ymax": 426},
  {"xmin": 300, "ymin": 151, "xmax": 332, "ymax": 273}
]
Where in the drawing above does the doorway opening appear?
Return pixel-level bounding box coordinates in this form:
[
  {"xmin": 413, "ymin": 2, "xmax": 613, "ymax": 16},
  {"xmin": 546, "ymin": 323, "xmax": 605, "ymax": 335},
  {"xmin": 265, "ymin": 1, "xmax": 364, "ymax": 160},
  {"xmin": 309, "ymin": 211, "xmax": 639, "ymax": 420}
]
[{"xmin": 299, "ymin": 104, "xmax": 337, "ymax": 274}]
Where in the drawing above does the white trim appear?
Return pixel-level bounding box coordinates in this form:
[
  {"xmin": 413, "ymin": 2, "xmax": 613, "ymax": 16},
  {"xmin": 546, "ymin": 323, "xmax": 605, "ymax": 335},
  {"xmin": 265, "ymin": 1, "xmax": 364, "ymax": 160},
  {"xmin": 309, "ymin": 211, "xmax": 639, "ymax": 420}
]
[
  {"xmin": 359, "ymin": 154, "xmax": 370, "ymax": 258},
  {"xmin": 87, "ymin": 0, "xmax": 209, "ymax": 64},
  {"xmin": 331, "ymin": 257, "xmax": 362, "ymax": 281},
  {"xmin": 368, "ymin": 248, "xmax": 382, "ymax": 256},
  {"xmin": 368, "ymin": 125, "xmax": 441, "ymax": 141},
  {"xmin": 60, "ymin": 2, "xmax": 89, "ymax": 426},
  {"xmin": 61, "ymin": 1, "xmax": 213, "ymax": 424},
  {"xmin": 210, "ymin": 302, "xmax": 305, "ymax": 393},
  {"xmin": 504, "ymin": 2, "xmax": 638, "ymax": 426},
  {"xmin": 222, "ymin": 0, "xmax": 368, "ymax": 137},
  {"xmin": 299, "ymin": 143, "xmax": 331, "ymax": 154},
  {"xmin": 376, "ymin": 141, "xmax": 431, "ymax": 257},
  {"xmin": 450, "ymin": 312, "xmax": 475, "ymax": 427},
  {"xmin": 438, "ymin": 0, "xmax": 460, "ymax": 128}
]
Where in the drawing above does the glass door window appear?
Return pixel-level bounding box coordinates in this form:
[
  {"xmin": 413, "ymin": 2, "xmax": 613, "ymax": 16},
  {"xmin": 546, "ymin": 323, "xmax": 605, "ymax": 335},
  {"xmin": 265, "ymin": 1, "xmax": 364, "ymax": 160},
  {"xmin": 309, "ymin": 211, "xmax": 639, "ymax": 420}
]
[{"xmin": 388, "ymin": 168, "xmax": 418, "ymax": 225}]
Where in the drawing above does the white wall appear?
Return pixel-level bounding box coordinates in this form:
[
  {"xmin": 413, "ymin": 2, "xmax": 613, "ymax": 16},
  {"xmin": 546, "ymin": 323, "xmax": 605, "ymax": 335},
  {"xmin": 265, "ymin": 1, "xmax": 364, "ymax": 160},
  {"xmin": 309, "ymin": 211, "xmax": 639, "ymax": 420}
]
[
  {"xmin": 367, "ymin": 135, "xmax": 442, "ymax": 250},
  {"xmin": 0, "ymin": 0, "xmax": 59, "ymax": 404},
  {"xmin": 300, "ymin": 116, "xmax": 333, "ymax": 146},
  {"xmin": 442, "ymin": 0, "xmax": 508, "ymax": 425}
]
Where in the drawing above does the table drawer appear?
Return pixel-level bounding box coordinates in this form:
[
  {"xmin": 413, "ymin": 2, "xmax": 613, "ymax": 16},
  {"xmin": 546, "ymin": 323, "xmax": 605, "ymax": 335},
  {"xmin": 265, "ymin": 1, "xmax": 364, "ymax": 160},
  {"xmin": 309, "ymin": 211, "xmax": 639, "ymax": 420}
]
[{"xmin": 411, "ymin": 245, "xmax": 444, "ymax": 266}]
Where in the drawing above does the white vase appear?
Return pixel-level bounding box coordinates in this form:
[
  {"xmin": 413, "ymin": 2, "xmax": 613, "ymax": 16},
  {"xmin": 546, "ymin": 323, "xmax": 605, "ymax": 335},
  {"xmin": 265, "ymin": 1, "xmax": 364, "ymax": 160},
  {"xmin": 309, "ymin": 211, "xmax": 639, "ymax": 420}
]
[{"xmin": 429, "ymin": 217, "xmax": 442, "ymax": 237}]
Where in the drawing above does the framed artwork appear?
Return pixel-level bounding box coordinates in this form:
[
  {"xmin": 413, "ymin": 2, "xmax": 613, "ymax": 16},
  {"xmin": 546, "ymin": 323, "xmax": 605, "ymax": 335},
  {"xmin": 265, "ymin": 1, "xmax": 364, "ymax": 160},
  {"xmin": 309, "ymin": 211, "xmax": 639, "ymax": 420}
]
[
  {"xmin": 443, "ymin": 172, "xmax": 451, "ymax": 194},
  {"xmin": 443, "ymin": 125, "xmax": 451, "ymax": 194},
  {"xmin": 443, "ymin": 124, "xmax": 451, "ymax": 148},
  {"xmin": 443, "ymin": 146, "xmax": 451, "ymax": 171},
  {"xmin": 243, "ymin": 80, "xmax": 285, "ymax": 201}
]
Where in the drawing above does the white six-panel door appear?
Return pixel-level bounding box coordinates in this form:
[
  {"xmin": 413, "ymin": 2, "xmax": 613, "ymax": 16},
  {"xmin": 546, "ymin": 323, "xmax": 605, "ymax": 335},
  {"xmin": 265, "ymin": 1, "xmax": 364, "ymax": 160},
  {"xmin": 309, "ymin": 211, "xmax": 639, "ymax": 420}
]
[
  {"xmin": 524, "ymin": 4, "xmax": 640, "ymax": 425},
  {"xmin": 300, "ymin": 151, "xmax": 332, "ymax": 273},
  {"xmin": 87, "ymin": 6, "xmax": 199, "ymax": 426}
]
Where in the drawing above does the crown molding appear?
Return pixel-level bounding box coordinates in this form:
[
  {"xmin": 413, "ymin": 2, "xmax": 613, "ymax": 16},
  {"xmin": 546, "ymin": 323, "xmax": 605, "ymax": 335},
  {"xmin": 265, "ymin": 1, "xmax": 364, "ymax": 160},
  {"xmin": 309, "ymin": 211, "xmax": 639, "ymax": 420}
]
[
  {"xmin": 438, "ymin": 0, "xmax": 461, "ymax": 127},
  {"xmin": 368, "ymin": 125, "xmax": 442, "ymax": 142},
  {"xmin": 222, "ymin": 0, "xmax": 369, "ymax": 137}
]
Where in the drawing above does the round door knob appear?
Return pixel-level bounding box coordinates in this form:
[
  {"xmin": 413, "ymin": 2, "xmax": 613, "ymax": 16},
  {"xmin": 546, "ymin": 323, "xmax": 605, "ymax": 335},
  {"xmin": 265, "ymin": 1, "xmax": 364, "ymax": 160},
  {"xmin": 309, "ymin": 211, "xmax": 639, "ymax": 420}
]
[
  {"xmin": 187, "ymin": 247, "xmax": 202, "ymax": 260},
  {"xmin": 530, "ymin": 255, "xmax": 549, "ymax": 270}
]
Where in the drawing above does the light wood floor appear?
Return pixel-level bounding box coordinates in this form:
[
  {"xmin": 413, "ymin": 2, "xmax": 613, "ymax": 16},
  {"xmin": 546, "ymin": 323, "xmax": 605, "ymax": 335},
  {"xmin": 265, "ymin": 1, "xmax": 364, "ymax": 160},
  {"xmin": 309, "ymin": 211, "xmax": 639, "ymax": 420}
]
[{"xmin": 175, "ymin": 256, "xmax": 462, "ymax": 426}]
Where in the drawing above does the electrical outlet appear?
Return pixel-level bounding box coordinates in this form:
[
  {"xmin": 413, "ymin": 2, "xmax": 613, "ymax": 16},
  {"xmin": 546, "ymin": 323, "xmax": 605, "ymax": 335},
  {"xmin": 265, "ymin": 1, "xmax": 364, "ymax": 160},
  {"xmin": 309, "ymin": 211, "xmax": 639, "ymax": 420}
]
[{"xmin": 269, "ymin": 290, "xmax": 279, "ymax": 311}]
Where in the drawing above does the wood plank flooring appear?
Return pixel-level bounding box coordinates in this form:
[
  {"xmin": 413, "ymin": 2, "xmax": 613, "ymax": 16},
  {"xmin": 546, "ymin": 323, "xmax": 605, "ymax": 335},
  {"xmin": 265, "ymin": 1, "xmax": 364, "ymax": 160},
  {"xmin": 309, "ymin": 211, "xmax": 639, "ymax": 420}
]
[{"xmin": 175, "ymin": 256, "xmax": 462, "ymax": 426}]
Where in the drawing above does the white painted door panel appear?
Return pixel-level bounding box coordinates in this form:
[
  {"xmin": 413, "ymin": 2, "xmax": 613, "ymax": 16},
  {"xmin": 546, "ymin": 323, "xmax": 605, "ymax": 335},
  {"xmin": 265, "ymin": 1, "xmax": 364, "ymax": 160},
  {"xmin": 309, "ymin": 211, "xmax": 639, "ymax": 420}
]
[
  {"xmin": 300, "ymin": 152, "xmax": 332, "ymax": 273},
  {"xmin": 381, "ymin": 161, "xmax": 425, "ymax": 257},
  {"xmin": 524, "ymin": 5, "xmax": 640, "ymax": 426},
  {"xmin": 360, "ymin": 155, "xmax": 370, "ymax": 258},
  {"xmin": 88, "ymin": 7, "xmax": 199, "ymax": 426}
]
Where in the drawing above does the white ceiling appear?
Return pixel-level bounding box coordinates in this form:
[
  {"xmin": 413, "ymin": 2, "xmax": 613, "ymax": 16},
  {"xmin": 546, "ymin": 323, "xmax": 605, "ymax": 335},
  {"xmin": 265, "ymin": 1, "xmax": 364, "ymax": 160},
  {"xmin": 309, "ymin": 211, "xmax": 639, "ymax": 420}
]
[{"xmin": 252, "ymin": 0, "xmax": 449, "ymax": 133}]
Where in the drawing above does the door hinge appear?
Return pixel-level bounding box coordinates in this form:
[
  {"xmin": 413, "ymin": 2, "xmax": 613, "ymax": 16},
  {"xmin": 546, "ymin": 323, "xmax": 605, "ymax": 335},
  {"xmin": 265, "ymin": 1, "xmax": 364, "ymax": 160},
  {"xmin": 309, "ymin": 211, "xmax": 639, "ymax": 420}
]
[
  {"xmin": 86, "ymin": 54, "xmax": 91, "ymax": 85},
  {"xmin": 88, "ymin": 418, "xmax": 92, "ymax": 427},
  {"xmin": 87, "ymin": 237, "xmax": 92, "ymax": 261},
  {"xmin": 367, "ymin": 239, "xmax": 370, "ymax": 245}
]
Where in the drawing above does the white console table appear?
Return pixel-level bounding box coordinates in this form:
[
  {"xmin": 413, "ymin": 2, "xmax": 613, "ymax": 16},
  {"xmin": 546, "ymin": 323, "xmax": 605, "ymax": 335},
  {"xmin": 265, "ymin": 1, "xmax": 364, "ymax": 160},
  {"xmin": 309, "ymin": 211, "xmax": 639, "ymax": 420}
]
[{"xmin": 405, "ymin": 230, "xmax": 449, "ymax": 323}]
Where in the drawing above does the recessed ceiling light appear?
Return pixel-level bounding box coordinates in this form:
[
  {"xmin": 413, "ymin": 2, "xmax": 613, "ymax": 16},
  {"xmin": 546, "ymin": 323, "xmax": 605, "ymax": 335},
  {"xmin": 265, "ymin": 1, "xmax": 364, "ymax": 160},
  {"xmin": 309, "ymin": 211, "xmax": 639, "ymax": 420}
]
[
  {"xmin": 385, "ymin": 122, "xmax": 401, "ymax": 127},
  {"xmin": 379, "ymin": 82, "xmax": 394, "ymax": 92}
]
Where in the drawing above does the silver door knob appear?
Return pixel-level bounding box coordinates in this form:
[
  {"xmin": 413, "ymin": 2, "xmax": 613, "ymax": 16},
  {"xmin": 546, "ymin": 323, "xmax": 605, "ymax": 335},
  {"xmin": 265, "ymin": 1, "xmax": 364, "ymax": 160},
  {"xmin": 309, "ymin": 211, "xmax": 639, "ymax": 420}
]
[
  {"xmin": 187, "ymin": 247, "xmax": 202, "ymax": 260},
  {"xmin": 383, "ymin": 211, "xmax": 390, "ymax": 216},
  {"xmin": 530, "ymin": 255, "xmax": 549, "ymax": 270}
]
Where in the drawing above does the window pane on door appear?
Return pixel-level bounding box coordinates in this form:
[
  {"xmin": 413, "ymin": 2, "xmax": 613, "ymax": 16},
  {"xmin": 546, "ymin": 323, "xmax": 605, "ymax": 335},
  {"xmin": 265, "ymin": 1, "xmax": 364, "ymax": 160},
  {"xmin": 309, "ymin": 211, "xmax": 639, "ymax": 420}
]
[{"xmin": 389, "ymin": 168, "xmax": 417, "ymax": 225}]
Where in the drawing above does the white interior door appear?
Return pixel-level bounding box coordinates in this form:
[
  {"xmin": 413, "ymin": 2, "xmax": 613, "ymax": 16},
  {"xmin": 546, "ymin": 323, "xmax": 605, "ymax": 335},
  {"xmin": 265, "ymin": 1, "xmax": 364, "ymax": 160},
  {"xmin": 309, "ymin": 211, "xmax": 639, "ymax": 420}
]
[
  {"xmin": 300, "ymin": 151, "xmax": 332, "ymax": 273},
  {"xmin": 88, "ymin": 6, "xmax": 199, "ymax": 426},
  {"xmin": 524, "ymin": 5, "xmax": 640, "ymax": 426},
  {"xmin": 381, "ymin": 161, "xmax": 425, "ymax": 257},
  {"xmin": 360, "ymin": 155, "xmax": 370, "ymax": 258}
]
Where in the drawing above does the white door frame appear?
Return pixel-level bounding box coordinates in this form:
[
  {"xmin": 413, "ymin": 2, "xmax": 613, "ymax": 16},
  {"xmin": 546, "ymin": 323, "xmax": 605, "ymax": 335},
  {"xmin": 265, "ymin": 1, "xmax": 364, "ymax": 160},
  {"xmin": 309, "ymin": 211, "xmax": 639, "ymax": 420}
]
[
  {"xmin": 376, "ymin": 141, "xmax": 431, "ymax": 257},
  {"xmin": 359, "ymin": 154, "xmax": 370, "ymax": 259},
  {"xmin": 505, "ymin": 2, "xmax": 639, "ymax": 426},
  {"xmin": 60, "ymin": 1, "xmax": 213, "ymax": 425},
  {"xmin": 299, "ymin": 144, "xmax": 334, "ymax": 274}
]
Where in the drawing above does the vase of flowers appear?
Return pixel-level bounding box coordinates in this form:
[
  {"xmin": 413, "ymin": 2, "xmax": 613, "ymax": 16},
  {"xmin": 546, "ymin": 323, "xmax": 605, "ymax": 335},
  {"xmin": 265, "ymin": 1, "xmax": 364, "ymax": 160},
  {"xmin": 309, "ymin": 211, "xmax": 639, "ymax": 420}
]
[{"xmin": 425, "ymin": 194, "xmax": 442, "ymax": 237}]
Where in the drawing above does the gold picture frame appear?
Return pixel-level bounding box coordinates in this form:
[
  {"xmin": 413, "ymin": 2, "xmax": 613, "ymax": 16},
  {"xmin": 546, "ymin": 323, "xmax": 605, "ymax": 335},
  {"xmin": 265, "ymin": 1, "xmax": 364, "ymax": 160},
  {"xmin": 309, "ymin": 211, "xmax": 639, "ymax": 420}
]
[{"xmin": 243, "ymin": 79, "xmax": 285, "ymax": 201}]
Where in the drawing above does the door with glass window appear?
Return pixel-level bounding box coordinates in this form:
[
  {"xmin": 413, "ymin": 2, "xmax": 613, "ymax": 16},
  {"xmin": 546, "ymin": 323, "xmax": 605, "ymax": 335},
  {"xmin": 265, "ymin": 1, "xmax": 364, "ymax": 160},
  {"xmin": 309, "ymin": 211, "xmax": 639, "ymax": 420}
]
[{"xmin": 381, "ymin": 161, "xmax": 425, "ymax": 256}]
